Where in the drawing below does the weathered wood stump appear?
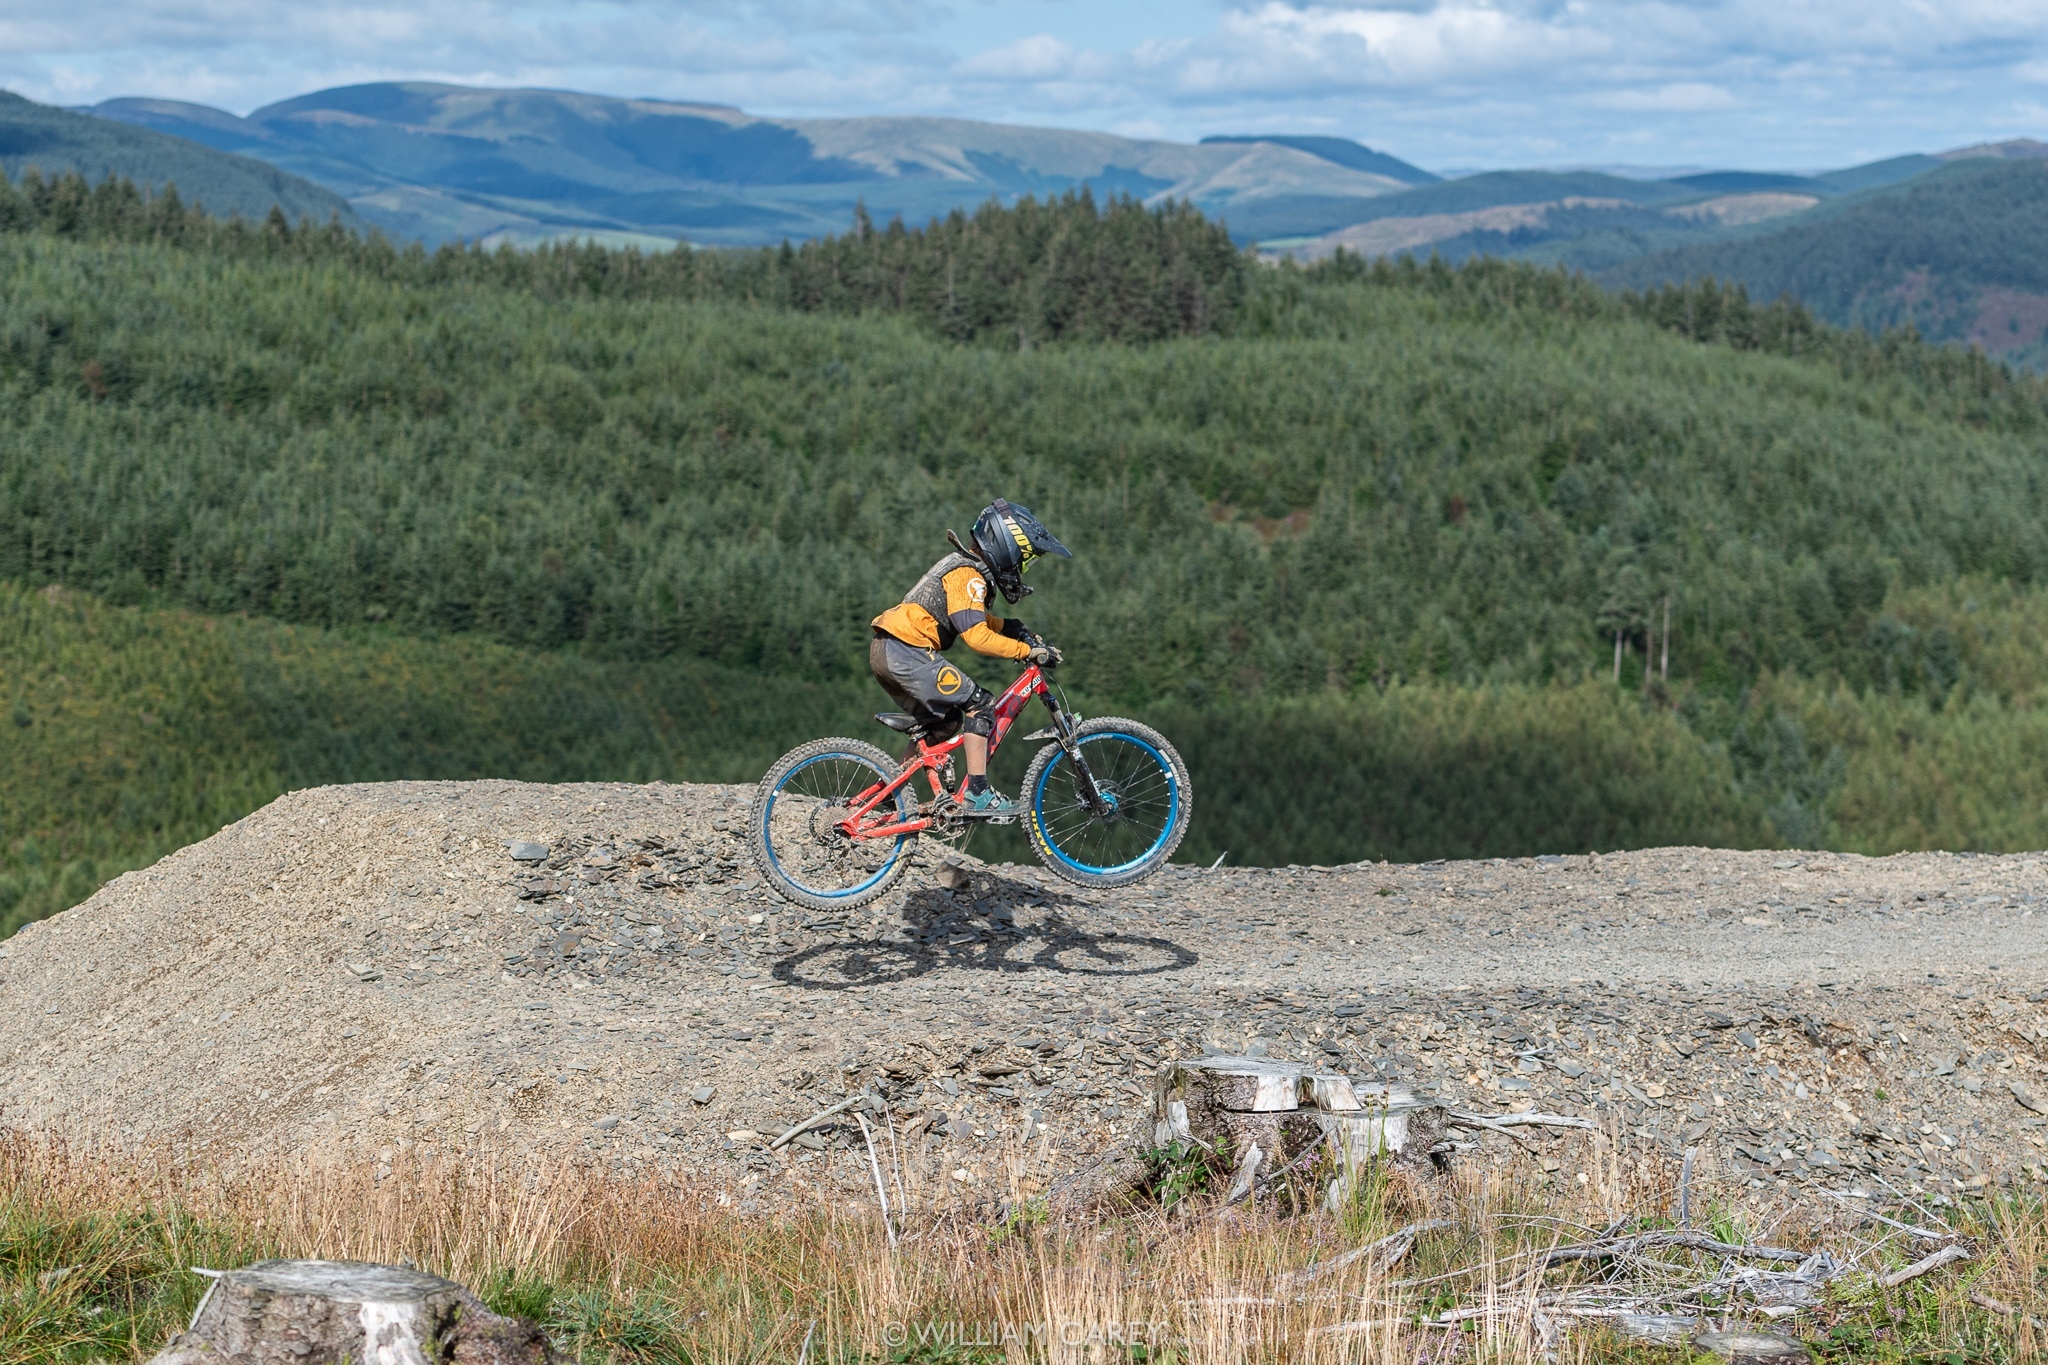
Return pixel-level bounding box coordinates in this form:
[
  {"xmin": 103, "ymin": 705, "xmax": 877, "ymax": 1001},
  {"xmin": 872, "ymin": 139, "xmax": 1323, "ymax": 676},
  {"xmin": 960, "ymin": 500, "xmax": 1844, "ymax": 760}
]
[
  {"xmin": 1046, "ymin": 1055, "xmax": 1451, "ymax": 1214},
  {"xmin": 1153, "ymin": 1055, "xmax": 1448, "ymax": 1207},
  {"xmin": 147, "ymin": 1261, "xmax": 556, "ymax": 1365}
]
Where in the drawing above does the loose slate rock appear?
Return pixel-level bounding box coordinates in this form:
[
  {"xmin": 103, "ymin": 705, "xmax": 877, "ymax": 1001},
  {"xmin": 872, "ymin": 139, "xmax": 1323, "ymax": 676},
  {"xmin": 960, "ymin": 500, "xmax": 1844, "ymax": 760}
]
[
  {"xmin": 9, "ymin": 777, "xmax": 2048, "ymax": 1211},
  {"xmin": 506, "ymin": 841, "xmax": 550, "ymax": 862}
]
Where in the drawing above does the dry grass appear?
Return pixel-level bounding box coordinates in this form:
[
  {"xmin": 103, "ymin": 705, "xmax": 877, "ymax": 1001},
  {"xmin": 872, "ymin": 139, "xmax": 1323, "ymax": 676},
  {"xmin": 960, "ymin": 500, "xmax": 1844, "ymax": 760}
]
[{"xmin": 0, "ymin": 1129, "xmax": 2040, "ymax": 1364}]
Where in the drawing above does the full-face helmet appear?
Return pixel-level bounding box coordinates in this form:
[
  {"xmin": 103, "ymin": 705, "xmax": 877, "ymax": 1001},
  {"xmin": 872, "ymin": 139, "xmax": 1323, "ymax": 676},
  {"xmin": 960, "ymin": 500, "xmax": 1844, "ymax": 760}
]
[{"xmin": 969, "ymin": 498, "xmax": 1071, "ymax": 603}]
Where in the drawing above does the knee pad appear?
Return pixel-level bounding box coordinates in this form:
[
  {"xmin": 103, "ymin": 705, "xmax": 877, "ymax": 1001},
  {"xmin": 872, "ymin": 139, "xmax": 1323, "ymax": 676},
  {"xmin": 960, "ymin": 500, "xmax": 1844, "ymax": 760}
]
[{"xmin": 960, "ymin": 687, "xmax": 997, "ymax": 737}]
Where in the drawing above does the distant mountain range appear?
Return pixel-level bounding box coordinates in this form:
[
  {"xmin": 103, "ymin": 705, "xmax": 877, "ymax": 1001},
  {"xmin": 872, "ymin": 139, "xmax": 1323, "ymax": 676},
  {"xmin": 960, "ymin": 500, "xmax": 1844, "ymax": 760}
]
[
  {"xmin": 0, "ymin": 90, "xmax": 355, "ymax": 226},
  {"xmin": 80, "ymin": 83, "xmax": 1435, "ymax": 249},
  {"xmin": 1268, "ymin": 140, "xmax": 2048, "ymax": 363},
  {"xmin": 6, "ymin": 79, "xmax": 2048, "ymax": 365},
  {"xmin": 1598, "ymin": 156, "xmax": 2048, "ymax": 369}
]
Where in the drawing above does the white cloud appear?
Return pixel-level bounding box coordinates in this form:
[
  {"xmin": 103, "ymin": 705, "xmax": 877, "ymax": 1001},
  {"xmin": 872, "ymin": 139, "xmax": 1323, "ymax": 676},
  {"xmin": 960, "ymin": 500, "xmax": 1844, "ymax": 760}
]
[
  {"xmin": 1184, "ymin": 1, "xmax": 1607, "ymax": 91},
  {"xmin": 1597, "ymin": 82, "xmax": 1740, "ymax": 112},
  {"xmin": 955, "ymin": 33, "xmax": 1101, "ymax": 80}
]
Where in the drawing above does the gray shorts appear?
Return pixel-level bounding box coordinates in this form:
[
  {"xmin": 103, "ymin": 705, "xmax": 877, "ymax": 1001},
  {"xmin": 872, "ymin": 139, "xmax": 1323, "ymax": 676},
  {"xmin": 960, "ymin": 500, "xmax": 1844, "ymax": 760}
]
[{"xmin": 870, "ymin": 634, "xmax": 983, "ymax": 725}]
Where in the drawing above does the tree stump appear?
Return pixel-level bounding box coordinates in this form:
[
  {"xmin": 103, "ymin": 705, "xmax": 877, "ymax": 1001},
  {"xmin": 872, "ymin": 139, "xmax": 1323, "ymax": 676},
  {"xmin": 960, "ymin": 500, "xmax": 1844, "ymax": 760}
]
[
  {"xmin": 1153, "ymin": 1055, "xmax": 1448, "ymax": 1206},
  {"xmin": 1045, "ymin": 1055, "xmax": 1452, "ymax": 1215},
  {"xmin": 146, "ymin": 1261, "xmax": 556, "ymax": 1365}
]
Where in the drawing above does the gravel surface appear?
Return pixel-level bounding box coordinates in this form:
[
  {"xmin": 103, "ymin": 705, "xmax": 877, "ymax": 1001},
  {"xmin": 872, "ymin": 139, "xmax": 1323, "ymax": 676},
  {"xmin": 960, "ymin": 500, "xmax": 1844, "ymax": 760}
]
[{"xmin": 2, "ymin": 780, "xmax": 2045, "ymax": 1212}]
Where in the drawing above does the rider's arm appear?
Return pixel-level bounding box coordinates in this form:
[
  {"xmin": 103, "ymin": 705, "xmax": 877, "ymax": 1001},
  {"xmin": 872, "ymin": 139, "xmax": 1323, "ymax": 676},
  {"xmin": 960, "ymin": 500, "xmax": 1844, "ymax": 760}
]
[{"xmin": 943, "ymin": 567, "xmax": 1031, "ymax": 661}]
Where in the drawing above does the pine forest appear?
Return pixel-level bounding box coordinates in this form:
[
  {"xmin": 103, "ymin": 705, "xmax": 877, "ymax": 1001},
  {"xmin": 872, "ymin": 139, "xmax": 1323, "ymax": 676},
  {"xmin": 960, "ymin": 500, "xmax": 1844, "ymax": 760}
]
[{"xmin": 6, "ymin": 168, "xmax": 2048, "ymax": 932}]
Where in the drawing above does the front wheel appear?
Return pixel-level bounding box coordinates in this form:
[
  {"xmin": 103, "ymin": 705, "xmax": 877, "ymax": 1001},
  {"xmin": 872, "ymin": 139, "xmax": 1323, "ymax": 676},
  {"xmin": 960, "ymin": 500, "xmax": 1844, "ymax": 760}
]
[
  {"xmin": 749, "ymin": 738, "xmax": 917, "ymax": 912},
  {"xmin": 1022, "ymin": 717, "xmax": 1191, "ymax": 888}
]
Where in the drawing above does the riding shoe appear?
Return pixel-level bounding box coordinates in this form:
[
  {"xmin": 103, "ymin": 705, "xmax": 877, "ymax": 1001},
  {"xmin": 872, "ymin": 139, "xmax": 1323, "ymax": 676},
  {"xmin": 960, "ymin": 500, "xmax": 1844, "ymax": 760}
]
[{"xmin": 960, "ymin": 786, "xmax": 1025, "ymax": 819}]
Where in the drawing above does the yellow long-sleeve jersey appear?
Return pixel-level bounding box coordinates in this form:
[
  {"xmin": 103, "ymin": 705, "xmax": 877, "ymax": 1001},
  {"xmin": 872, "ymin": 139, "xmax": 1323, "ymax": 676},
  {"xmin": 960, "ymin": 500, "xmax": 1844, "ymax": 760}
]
[{"xmin": 872, "ymin": 556, "xmax": 1032, "ymax": 661}]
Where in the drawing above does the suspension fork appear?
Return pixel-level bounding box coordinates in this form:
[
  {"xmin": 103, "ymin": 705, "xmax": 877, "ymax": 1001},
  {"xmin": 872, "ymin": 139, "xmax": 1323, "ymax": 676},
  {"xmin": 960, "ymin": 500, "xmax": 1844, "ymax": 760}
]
[{"xmin": 1038, "ymin": 685, "xmax": 1113, "ymax": 817}]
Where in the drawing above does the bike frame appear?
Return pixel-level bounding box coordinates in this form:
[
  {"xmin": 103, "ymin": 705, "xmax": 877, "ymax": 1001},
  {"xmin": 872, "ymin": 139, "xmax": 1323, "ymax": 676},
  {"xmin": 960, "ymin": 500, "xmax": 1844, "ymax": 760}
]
[{"xmin": 833, "ymin": 664, "xmax": 1100, "ymax": 841}]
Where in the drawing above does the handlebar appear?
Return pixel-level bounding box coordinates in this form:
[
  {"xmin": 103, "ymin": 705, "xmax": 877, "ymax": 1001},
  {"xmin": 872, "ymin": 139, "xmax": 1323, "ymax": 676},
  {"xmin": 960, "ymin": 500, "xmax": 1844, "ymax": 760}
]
[{"xmin": 1021, "ymin": 629, "xmax": 1061, "ymax": 669}]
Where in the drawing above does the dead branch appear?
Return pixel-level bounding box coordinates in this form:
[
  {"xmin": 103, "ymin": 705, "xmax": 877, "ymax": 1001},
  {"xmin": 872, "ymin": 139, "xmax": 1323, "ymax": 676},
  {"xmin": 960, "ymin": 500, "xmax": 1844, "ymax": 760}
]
[
  {"xmin": 1280, "ymin": 1219, "xmax": 1458, "ymax": 1287},
  {"xmin": 1534, "ymin": 1230, "xmax": 1809, "ymax": 1268},
  {"xmin": 769, "ymin": 1093, "xmax": 866, "ymax": 1150},
  {"xmin": 1877, "ymin": 1242, "xmax": 1972, "ymax": 1288},
  {"xmin": 1818, "ymin": 1188, "xmax": 1952, "ymax": 1243},
  {"xmin": 1309, "ymin": 1320, "xmax": 1384, "ymax": 1339},
  {"xmin": 1873, "ymin": 1176, "xmax": 1956, "ymax": 1234},
  {"xmin": 1677, "ymin": 1146, "xmax": 1697, "ymax": 1228},
  {"xmin": 1863, "ymin": 1210, "xmax": 1954, "ymax": 1243},
  {"xmin": 1445, "ymin": 1109, "xmax": 1598, "ymax": 1133},
  {"xmin": 854, "ymin": 1114, "xmax": 896, "ymax": 1250}
]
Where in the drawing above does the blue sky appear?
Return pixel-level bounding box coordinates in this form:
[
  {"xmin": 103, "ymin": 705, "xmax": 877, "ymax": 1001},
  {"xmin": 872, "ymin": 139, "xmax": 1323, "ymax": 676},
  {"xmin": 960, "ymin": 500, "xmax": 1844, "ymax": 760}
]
[{"xmin": 4, "ymin": 0, "xmax": 2048, "ymax": 172}]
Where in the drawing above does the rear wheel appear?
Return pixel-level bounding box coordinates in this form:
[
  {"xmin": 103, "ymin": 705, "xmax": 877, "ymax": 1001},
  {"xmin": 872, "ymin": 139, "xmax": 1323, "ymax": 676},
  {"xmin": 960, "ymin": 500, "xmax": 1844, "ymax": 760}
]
[
  {"xmin": 749, "ymin": 738, "xmax": 917, "ymax": 912},
  {"xmin": 1022, "ymin": 717, "xmax": 1191, "ymax": 888}
]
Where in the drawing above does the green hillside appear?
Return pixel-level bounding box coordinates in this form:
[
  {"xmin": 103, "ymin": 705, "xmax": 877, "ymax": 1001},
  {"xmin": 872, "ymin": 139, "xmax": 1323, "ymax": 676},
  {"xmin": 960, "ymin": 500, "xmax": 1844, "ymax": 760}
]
[
  {"xmin": 4, "ymin": 175, "xmax": 2040, "ymax": 697},
  {"xmin": 1269, "ymin": 171, "xmax": 1809, "ymax": 273},
  {"xmin": 0, "ymin": 91, "xmax": 357, "ymax": 227},
  {"xmin": 15, "ymin": 575, "xmax": 2048, "ymax": 939},
  {"xmin": 0, "ymin": 583, "xmax": 871, "ymax": 936},
  {"xmin": 1600, "ymin": 159, "xmax": 2048, "ymax": 366},
  {"xmin": 1294, "ymin": 169, "xmax": 1693, "ymax": 229},
  {"xmin": 7, "ymin": 172, "xmax": 2048, "ymax": 927},
  {"xmin": 1199, "ymin": 135, "xmax": 1438, "ymax": 185}
]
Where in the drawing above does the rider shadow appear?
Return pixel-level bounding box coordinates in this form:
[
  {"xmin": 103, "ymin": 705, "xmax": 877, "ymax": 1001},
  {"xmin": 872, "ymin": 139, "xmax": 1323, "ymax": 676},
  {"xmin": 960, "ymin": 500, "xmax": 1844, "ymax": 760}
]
[{"xmin": 770, "ymin": 867, "xmax": 1198, "ymax": 991}]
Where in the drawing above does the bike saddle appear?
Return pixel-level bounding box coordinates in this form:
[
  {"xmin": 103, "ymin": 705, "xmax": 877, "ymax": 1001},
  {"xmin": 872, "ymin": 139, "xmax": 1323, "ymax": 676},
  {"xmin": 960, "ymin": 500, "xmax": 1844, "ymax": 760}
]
[{"xmin": 873, "ymin": 712, "xmax": 922, "ymax": 734}]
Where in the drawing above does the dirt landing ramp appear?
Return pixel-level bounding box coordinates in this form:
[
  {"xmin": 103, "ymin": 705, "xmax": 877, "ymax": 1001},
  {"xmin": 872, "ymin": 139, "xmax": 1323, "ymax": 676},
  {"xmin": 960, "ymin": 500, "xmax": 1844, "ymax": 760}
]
[{"xmin": 2, "ymin": 781, "xmax": 2045, "ymax": 1212}]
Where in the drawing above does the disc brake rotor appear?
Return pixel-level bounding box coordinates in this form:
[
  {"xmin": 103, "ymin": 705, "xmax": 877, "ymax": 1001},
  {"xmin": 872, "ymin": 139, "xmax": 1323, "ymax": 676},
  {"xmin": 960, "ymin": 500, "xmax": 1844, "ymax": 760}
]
[{"xmin": 1086, "ymin": 780, "xmax": 1126, "ymax": 823}]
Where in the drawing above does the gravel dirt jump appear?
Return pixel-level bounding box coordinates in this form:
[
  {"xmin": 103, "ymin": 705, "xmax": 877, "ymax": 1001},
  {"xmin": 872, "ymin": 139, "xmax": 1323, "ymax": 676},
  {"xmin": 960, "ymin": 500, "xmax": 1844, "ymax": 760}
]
[{"xmin": 2, "ymin": 780, "xmax": 2045, "ymax": 1211}]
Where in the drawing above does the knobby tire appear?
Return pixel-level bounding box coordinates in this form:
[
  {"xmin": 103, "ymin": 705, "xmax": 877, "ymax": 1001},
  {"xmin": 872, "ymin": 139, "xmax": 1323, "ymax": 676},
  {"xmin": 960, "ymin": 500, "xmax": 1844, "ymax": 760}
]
[
  {"xmin": 1022, "ymin": 716, "xmax": 1191, "ymax": 888},
  {"xmin": 749, "ymin": 737, "xmax": 917, "ymax": 912}
]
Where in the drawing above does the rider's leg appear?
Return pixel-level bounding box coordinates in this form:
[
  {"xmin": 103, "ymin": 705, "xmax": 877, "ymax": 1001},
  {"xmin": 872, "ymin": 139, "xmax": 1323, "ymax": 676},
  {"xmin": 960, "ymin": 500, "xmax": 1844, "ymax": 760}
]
[
  {"xmin": 956, "ymin": 690, "xmax": 1021, "ymax": 814},
  {"xmin": 876, "ymin": 639, "xmax": 1013, "ymax": 812},
  {"xmin": 870, "ymin": 634, "xmax": 920, "ymax": 714},
  {"xmin": 959, "ymin": 689, "xmax": 996, "ymax": 779}
]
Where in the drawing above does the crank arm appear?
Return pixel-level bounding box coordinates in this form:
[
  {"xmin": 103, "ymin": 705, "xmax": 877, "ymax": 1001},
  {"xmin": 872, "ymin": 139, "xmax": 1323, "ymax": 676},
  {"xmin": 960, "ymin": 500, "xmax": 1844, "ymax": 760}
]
[{"xmin": 839, "ymin": 816, "xmax": 931, "ymax": 839}]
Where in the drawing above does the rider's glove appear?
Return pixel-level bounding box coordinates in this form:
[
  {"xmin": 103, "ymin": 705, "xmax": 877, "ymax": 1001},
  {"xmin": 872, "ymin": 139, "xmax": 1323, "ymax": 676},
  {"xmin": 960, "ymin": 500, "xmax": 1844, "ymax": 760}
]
[{"xmin": 1026, "ymin": 642, "xmax": 1064, "ymax": 667}]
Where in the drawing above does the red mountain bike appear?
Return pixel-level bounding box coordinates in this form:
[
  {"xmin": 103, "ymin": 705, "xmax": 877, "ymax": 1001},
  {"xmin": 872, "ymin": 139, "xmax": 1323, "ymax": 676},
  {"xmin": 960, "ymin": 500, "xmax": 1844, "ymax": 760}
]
[{"xmin": 747, "ymin": 654, "xmax": 1192, "ymax": 911}]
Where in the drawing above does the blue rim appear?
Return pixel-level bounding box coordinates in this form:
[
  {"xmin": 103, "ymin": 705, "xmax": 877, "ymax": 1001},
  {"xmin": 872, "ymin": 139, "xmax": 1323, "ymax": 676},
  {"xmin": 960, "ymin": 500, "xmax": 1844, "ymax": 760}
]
[
  {"xmin": 1031, "ymin": 731, "xmax": 1179, "ymax": 877},
  {"xmin": 762, "ymin": 751, "xmax": 909, "ymax": 900}
]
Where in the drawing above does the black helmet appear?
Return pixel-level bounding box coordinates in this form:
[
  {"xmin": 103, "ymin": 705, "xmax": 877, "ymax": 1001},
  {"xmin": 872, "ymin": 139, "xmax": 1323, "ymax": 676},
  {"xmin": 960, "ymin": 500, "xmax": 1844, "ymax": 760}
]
[{"xmin": 970, "ymin": 498, "xmax": 1071, "ymax": 603}]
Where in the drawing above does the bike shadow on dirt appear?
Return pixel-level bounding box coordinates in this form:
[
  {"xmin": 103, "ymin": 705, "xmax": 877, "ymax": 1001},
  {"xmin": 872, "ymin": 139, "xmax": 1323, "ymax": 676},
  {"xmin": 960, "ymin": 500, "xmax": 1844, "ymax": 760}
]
[{"xmin": 770, "ymin": 866, "xmax": 1197, "ymax": 991}]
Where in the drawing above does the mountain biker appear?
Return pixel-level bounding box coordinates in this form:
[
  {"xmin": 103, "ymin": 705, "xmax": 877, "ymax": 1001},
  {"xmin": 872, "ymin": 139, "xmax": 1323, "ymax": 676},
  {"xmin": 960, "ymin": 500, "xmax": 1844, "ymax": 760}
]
[{"xmin": 871, "ymin": 498, "xmax": 1071, "ymax": 818}]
